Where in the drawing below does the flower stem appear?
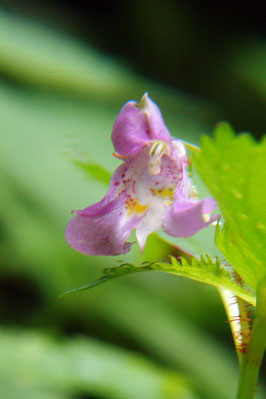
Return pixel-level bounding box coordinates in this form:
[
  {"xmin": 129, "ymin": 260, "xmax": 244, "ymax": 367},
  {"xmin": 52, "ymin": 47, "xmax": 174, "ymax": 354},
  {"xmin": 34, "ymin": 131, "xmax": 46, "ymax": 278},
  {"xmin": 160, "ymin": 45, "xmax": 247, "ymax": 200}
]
[{"xmin": 237, "ymin": 277, "xmax": 266, "ymax": 399}]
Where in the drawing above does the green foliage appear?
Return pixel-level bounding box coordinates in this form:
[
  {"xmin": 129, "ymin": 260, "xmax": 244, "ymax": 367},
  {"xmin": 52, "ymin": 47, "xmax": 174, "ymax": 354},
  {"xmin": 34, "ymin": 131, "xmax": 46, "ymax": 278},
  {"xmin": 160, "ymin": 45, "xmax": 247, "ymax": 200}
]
[
  {"xmin": 0, "ymin": 56, "xmax": 238, "ymax": 399},
  {"xmin": 0, "ymin": 329, "xmax": 194, "ymax": 399},
  {"xmin": 72, "ymin": 158, "xmax": 112, "ymax": 186},
  {"xmin": 193, "ymin": 123, "xmax": 266, "ymax": 290},
  {"xmin": 0, "ymin": 11, "xmax": 136, "ymax": 98},
  {"xmin": 1, "ymin": 8, "xmax": 265, "ymax": 399},
  {"xmin": 169, "ymin": 256, "xmax": 256, "ymax": 305},
  {"xmin": 228, "ymin": 37, "xmax": 266, "ymax": 98},
  {"xmin": 60, "ymin": 257, "xmax": 255, "ymax": 306}
]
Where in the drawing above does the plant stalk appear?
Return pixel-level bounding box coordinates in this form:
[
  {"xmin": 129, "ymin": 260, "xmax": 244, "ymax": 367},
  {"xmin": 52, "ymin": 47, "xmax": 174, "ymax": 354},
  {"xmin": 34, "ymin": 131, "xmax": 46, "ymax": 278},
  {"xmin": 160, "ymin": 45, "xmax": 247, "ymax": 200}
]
[{"xmin": 236, "ymin": 277, "xmax": 266, "ymax": 399}]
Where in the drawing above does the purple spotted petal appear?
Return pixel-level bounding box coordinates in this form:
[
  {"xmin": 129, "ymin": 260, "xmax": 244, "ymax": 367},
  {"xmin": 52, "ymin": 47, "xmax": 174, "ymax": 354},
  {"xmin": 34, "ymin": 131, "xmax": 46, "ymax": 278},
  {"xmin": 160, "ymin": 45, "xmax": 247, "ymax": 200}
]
[
  {"xmin": 65, "ymin": 153, "xmax": 149, "ymax": 256},
  {"xmin": 65, "ymin": 191, "xmax": 143, "ymax": 256},
  {"xmin": 111, "ymin": 93, "xmax": 171, "ymax": 158},
  {"xmin": 74, "ymin": 162, "xmax": 133, "ymax": 218},
  {"xmin": 163, "ymin": 197, "xmax": 220, "ymax": 238}
]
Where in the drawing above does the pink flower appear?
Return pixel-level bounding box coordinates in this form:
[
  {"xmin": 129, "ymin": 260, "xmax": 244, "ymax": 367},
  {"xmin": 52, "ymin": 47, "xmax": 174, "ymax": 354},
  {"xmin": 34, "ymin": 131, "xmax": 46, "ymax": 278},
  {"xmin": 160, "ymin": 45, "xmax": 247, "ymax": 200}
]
[{"xmin": 65, "ymin": 94, "xmax": 219, "ymax": 256}]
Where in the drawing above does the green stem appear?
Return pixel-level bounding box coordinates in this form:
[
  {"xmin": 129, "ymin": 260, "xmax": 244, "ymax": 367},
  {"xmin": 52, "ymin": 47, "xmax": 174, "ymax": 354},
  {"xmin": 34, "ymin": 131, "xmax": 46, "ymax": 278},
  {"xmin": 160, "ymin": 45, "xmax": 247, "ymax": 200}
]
[{"xmin": 237, "ymin": 277, "xmax": 266, "ymax": 399}]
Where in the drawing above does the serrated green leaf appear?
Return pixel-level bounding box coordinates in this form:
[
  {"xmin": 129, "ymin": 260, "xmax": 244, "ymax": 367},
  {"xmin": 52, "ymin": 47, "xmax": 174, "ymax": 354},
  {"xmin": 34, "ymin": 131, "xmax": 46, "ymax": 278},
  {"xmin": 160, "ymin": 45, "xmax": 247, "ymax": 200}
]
[
  {"xmin": 167, "ymin": 256, "xmax": 255, "ymax": 306},
  {"xmin": 60, "ymin": 258, "xmax": 255, "ymax": 306},
  {"xmin": 193, "ymin": 123, "xmax": 266, "ymax": 290}
]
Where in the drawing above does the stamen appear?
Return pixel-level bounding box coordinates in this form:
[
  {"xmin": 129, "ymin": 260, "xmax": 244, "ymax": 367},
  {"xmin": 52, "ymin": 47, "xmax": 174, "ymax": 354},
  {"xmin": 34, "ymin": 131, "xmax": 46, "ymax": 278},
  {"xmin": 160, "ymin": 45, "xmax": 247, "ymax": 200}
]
[{"xmin": 148, "ymin": 141, "xmax": 170, "ymax": 175}]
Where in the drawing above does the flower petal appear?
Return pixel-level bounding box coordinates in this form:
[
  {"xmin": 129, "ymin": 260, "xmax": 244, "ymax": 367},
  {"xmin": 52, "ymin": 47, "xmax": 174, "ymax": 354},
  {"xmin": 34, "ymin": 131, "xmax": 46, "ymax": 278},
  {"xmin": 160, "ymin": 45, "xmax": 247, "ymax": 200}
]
[
  {"xmin": 163, "ymin": 197, "xmax": 220, "ymax": 238},
  {"xmin": 65, "ymin": 156, "xmax": 148, "ymax": 256},
  {"xmin": 135, "ymin": 152, "xmax": 180, "ymax": 203},
  {"xmin": 136, "ymin": 200, "xmax": 168, "ymax": 251},
  {"xmin": 111, "ymin": 93, "xmax": 171, "ymax": 158},
  {"xmin": 65, "ymin": 191, "xmax": 143, "ymax": 256}
]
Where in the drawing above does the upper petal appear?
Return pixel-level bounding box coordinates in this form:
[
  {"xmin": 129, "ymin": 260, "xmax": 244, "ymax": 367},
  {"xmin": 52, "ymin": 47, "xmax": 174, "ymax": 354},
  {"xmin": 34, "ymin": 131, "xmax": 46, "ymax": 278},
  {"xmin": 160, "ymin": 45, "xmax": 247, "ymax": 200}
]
[
  {"xmin": 163, "ymin": 197, "xmax": 220, "ymax": 238},
  {"xmin": 111, "ymin": 93, "xmax": 171, "ymax": 158}
]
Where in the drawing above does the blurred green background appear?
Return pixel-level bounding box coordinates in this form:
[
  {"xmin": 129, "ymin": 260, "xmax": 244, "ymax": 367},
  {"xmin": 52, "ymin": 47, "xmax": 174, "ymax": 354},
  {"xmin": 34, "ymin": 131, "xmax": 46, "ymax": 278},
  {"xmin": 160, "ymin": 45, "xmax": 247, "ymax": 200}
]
[{"xmin": 0, "ymin": 1, "xmax": 265, "ymax": 399}]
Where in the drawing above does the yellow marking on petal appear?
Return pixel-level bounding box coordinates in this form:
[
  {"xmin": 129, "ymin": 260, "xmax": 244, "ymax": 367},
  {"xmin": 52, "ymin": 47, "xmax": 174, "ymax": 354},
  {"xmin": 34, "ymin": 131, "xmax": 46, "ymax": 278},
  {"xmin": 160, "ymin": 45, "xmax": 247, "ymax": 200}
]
[
  {"xmin": 135, "ymin": 202, "xmax": 148, "ymax": 213},
  {"xmin": 151, "ymin": 187, "xmax": 174, "ymax": 198},
  {"xmin": 125, "ymin": 198, "xmax": 148, "ymax": 215},
  {"xmin": 165, "ymin": 200, "xmax": 173, "ymax": 206}
]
